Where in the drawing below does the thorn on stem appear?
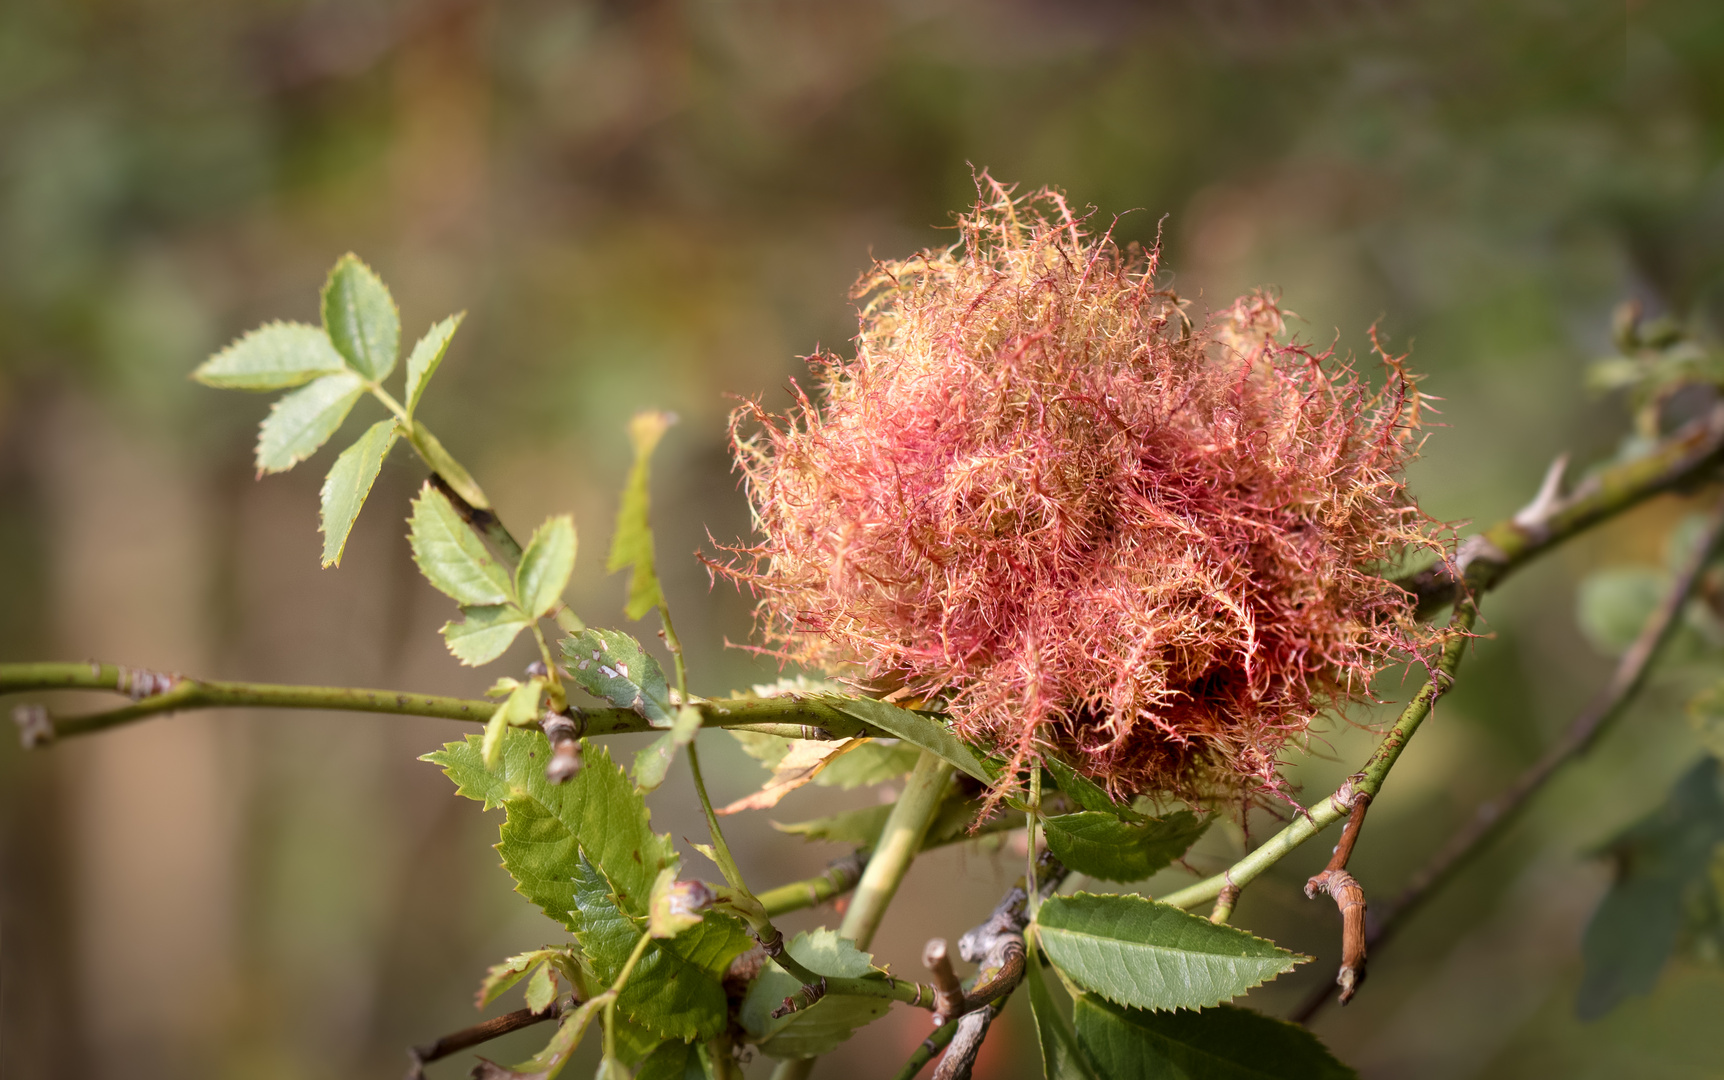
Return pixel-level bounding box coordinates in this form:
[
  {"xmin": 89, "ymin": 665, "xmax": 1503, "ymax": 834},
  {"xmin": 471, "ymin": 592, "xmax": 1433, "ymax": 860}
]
[
  {"xmin": 540, "ymin": 710, "xmax": 584, "ymax": 783},
  {"xmin": 114, "ymin": 665, "xmax": 180, "ymax": 701},
  {"xmin": 770, "ymin": 976, "xmax": 827, "ymax": 1019},
  {"xmin": 12, "ymin": 703, "xmax": 51, "ymax": 748}
]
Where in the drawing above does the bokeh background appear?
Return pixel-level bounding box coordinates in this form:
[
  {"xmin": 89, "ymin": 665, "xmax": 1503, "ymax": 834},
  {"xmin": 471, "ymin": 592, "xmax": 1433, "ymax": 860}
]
[{"xmin": 4, "ymin": 1, "xmax": 1724, "ymax": 1077}]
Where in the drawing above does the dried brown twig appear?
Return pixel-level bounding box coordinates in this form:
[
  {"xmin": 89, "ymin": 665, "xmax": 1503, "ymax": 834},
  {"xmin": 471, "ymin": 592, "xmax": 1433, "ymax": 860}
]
[
  {"xmin": 1294, "ymin": 489, "xmax": 1724, "ymax": 1025},
  {"xmin": 1303, "ymin": 792, "xmax": 1373, "ymax": 1006}
]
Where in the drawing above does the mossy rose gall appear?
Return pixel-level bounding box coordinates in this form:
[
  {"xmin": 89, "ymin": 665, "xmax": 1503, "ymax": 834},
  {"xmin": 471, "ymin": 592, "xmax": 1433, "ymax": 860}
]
[{"xmin": 714, "ymin": 180, "xmax": 1446, "ymax": 806}]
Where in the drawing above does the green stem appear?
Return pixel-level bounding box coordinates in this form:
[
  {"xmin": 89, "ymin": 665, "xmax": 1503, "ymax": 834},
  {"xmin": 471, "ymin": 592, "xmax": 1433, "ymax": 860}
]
[
  {"xmin": 686, "ymin": 740, "xmax": 752, "ymax": 895},
  {"xmin": 767, "ymin": 752, "xmax": 958, "ymax": 1080},
  {"xmin": 602, "ymin": 929, "xmax": 656, "ymax": 1063},
  {"xmin": 758, "ymin": 856, "xmax": 866, "ymax": 919},
  {"xmin": 756, "ymin": 811, "xmax": 1028, "ymax": 920},
  {"xmin": 761, "ymin": 945, "xmax": 938, "ymax": 1011},
  {"xmin": 839, "ymin": 750, "xmax": 956, "ymax": 950},
  {"xmin": 1157, "ymin": 600, "xmax": 1477, "ymax": 911},
  {"xmin": 528, "ymin": 623, "xmax": 566, "ymax": 711},
  {"xmin": 658, "ymin": 603, "xmax": 688, "ymax": 704},
  {"xmin": 1026, "ymin": 765, "xmax": 1044, "ymax": 921},
  {"xmin": 0, "ymin": 662, "xmax": 906, "ymax": 742}
]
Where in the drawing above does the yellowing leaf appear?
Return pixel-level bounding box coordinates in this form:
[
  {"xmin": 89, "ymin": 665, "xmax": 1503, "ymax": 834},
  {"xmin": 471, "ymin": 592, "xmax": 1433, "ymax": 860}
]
[
  {"xmin": 633, "ymin": 704, "xmax": 702, "ymax": 792},
  {"xmin": 717, "ymin": 738, "xmax": 864, "ymax": 815},
  {"xmin": 606, "ymin": 410, "xmax": 676, "ymax": 620},
  {"xmin": 484, "ymin": 677, "xmax": 545, "ymax": 768}
]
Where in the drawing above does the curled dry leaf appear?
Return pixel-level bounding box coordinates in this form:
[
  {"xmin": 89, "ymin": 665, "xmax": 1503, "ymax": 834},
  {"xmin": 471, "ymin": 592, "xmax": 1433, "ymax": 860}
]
[{"xmin": 717, "ymin": 738, "xmax": 868, "ymax": 815}]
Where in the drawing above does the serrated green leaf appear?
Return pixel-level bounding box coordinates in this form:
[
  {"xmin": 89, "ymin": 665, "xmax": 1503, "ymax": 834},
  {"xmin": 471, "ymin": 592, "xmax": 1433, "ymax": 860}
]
[
  {"xmin": 477, "ymin": 949, "xmax": 565, "ymax": 1009},
  {"xmin": 636, "ymin": 1040, "xmax": 708, "ymax": 1080},
  {"xmin": 423, "ymin": 737, "xmax": 514, "ymax": 810},
  {"xmin": 472, "ymin": 995, "xmax": 603, "ymax": 1080},
  {"xmin": 194, "ymin": 321, "xmax": 346, "ymax": 390},
  {"xmin": 816, "ymin": 740, "xmax": 922, "ymax": 789},
  {"xmin": 321, "ymin": 253, "xmax": 399, "ymax": 381},
  {"xmin": 561, "ymin": 628, "xmax": 673, "ymax": 724},
  {"xmin": 826, "ymin": 696, "xmax": 993, "ymax": 785},
  {"xmin": 1579, "ymin": 756, "xmax": 1724, "ymax": 1019},
  {"xmin": 410, "ymin": 482, "xmax": 516, "ymax": 605},
  {"xmin": 1045, "ymin": 755, "xmax": 1146, "ymax": 821},
  {"xmin": 318, "ymin": 418, "xmax": 399, "ymax": 567},
  {"xmin": 635, "ymin": 705, "xmax": 703, "ymax": 792},
  {"xmin": 611, "ymin": 1017, "xmax": 670, "ymax": 1070},
  {"xmin": 1036, "ymin": 893, "xmax": 1300, "ymax": 1011},
  {"xmin": 1043, "ymin": 812, "xmax": 1209, "ymax": 884},
  {"xmin": 430, "ymin": 733, "xmax": 675, "ymax": 916},
  {"xmin": 1027, "ymin": 939, "xmax": 1101, "ymax": 1080},
  {"xmin": 254, "ymin": 371, "xmax": 365, "ymax": 474},
  {"xmin": 1073, "ymin": 996, "xmax": 1357, "ymax": 1080},
  {"xmin": 500, "ymin": 797, "xmax": 585, "ymax": 931},
  {"xmin": 444, "ymin": 604, "xmax": 531, "ymax": 666},
  {"xmin": 607, "ymin": 410, "xmax": 676, "ymax": 620},
  {"xmin": 405, "ymin": 313, "xmax": 463, "ymax": 416},
  {"xmin": 740, "ymin": 929, "xmax": 891, "ymax": 1058},
  {"xmin": 573, "ymin": 859, "xmax": 738, "ymax": 1043},
  {"xmin": 518, "ymin": 515, "xmax": 577, "ymax": 619}
]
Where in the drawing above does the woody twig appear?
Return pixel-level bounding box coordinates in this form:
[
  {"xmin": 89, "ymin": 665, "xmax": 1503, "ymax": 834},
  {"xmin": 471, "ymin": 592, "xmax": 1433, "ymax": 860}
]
[{"xmin": 1304, "ymin": 790, "xmax": 1372, "ymax": 1005}]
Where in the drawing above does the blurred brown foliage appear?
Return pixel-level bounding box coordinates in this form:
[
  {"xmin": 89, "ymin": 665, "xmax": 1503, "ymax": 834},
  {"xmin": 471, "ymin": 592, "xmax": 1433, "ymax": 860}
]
[{"xmin": 4, "ymin": 1, "xmax": 1724, "ymax": 1078}]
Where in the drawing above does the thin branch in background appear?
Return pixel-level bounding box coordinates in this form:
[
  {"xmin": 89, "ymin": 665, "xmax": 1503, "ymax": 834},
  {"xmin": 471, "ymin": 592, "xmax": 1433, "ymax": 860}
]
[
  {"xmin": 1293, "ymin": 489, "xmax": 1724, "ymax": 1026},
  {"xmin": 890, "ymin": 1013, "xmax": 966, "ymax": 1080},
  {"xmin": 404, "ymin": 1000, "xmax": 566, "ymax": 1080},
  {"xmin": 1403, "ymin": 404, "xmax": 1724, "ymax": 616}
]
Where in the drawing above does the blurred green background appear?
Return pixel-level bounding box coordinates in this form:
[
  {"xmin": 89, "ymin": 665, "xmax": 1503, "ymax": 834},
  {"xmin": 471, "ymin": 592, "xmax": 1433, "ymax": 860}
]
[{"xmin": 4, "ymin": 1, "xmax": 1724, "ymax": 1077}]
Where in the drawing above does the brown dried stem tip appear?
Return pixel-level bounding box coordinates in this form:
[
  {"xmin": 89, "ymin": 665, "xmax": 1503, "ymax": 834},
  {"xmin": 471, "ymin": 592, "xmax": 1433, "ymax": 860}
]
[
  {"xmin": 1305, "ymin": 792, "xmax": 1372, "ymax": 1004},
  {"xmin": 922, "ymin": 938, "xmax": 967, "ymax": 1026},
  {"xmin": 713, "ymin": 175, "xmax": 1444, "ymax": 805}
]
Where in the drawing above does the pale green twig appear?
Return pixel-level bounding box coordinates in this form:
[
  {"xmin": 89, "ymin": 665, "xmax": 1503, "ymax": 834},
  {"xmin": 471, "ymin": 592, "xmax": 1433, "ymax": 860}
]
[
  {"xmin": 0, "ymin": 662, "xmax": 898, "ymax": 742},
  {"xmin": 1157, "ymin": 600, "xmax": 1477, "ymax": 911},
  {"xmin": 841, "ymin": 751, "xmax": 957, "ymax": 949}
]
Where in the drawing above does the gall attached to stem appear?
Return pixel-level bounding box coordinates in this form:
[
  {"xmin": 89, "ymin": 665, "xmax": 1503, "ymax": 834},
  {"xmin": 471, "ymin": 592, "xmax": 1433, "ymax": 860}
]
[{"xmin": 711, "ymin": 179, "xmax": 1446, "ymax": 808}]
